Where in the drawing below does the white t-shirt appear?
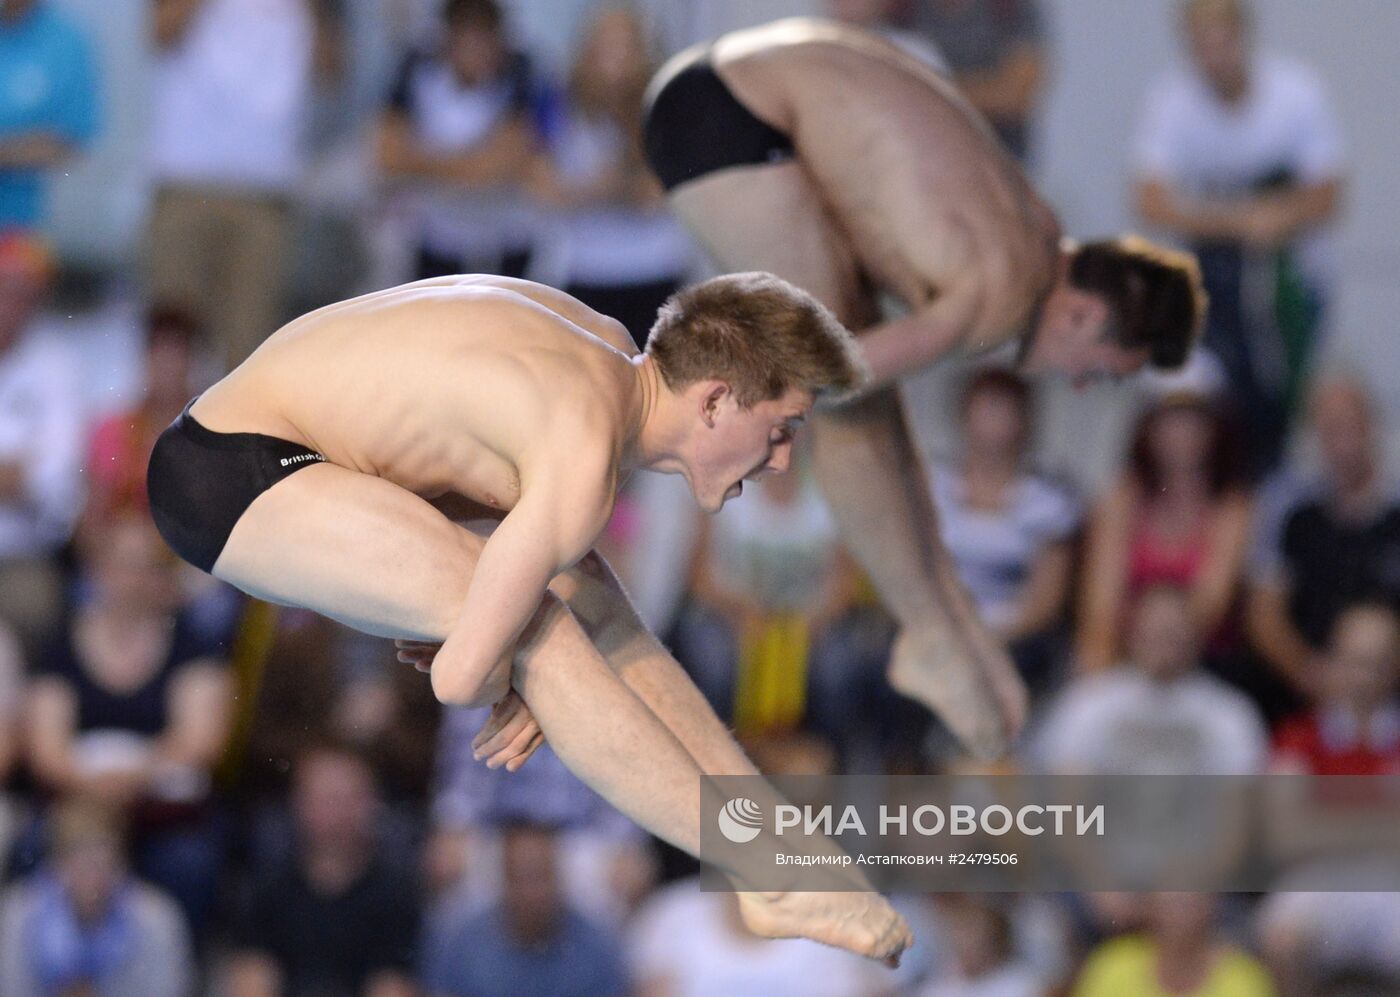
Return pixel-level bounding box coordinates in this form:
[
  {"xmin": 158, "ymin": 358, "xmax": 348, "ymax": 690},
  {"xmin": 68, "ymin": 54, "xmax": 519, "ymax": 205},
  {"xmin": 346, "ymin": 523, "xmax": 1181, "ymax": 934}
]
[
  {"xmin": 931, "ymin": 463, "xmax": 1080, "ymax": 631},
  {"xmin": 705, "ymin": 476, "xmax": 840, "ymax": 611},
  {"xmin": 1031, "ymin": 670, "xmax": 1269, "ymax": 888},
  {"xmin": 1133, "ymin": 52, "xmax": 1345, "ymax": 283},
  {"xmin": 0, "ymin": 329, "xmax": 84, "ymax": 557},
  {"xmin": 151, "ymin": 0, "xmax": 313, "ymax": 192},
  {"xmin": 919, "ymin": 962, "xmax": 1044, "ymax": 997},
  {"xmin": 628, "ymin": 881, "xmax": 882, "ymax": 997},
  {"xmin": 1032, "ymin": 669, "xmax": 1269, "ymax": 775},
  {"xmin": 535, "ymin": 109, "xmax": 694, "ymax": 287},
  {"xmin": 389, "ymin": 49, "xmax": 537, "ymax": 262},
  {"xmin": 1258, "ymin": 857, "xmax": 1400, "ymax": 978}
]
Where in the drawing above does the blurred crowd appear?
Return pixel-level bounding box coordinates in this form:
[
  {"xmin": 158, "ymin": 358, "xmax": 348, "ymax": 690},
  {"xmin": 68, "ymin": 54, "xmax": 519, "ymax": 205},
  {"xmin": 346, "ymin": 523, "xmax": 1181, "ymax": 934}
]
[{"xmin": 0, "ymin": 0, "xmax": 1395, "ymax": 995}]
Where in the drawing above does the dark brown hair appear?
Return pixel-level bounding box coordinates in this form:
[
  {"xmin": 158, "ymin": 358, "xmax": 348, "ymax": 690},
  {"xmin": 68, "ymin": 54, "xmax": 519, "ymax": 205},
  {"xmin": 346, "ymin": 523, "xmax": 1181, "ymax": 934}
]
[
  {"xmin": 569, "ymin": 6, "xmax": 654, "ymax": 127},
  {"xmin": 959, "ymin": 368, "xmax": 1033, "ymax": 418},
  {"xmin": 294, "ymin": 736, "xmax": 380, "ymax": 788},
  {"xmin": 646, "ymin": 272, "xmax": 865, "ymax": 406},
  {"xmin": 145, "ymin": 301, "xmax": 201, "ymax": 350},
  {"xmin": 444, "ymin": 0, "xmax": 502, "ymax": 31},
  {"xmin": 959, "ymin": 367, "xmax": 1034, "ymax": 453},
  {"xmin": 1128, "ymin": 393, "xmax": 1244, "ymax": 496},
  {"xmin": 1068, "ymin": 236, "xmax": 1207, "ymax": 370}
]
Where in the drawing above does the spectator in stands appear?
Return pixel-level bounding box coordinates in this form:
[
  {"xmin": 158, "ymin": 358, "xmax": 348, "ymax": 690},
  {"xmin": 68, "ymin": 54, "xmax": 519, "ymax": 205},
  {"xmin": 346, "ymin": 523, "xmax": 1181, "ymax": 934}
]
[
  {"xmin": 239, "ymin": 612, "xmax": 441, "ymax": 812},
  {"xmin": 148, "ymin": 0, "xmax": 317, "ymax": 371},
  {"xmin": 83, "ymin": 303, "xmax": 201, "ymax": 524},
  {"xmin": 376, "ymin": 0, "xmax": 538, "ymax": 280},
  {"xmin": 1270, "ymin": 602, "xmax": 1400, "ymax": 775},
  {"xmin": 0, "ymin": 797, "xmax": 193, "ymax": 997},
  {"xmin": 628, "ymin": 731, "xmax": 884, "ymax": 997},
  {"xmin": 25, "ymin": 515, "xmax": 232, "ymax": 932},
  {"xmin": 81, "ymin": 300, "xmax": 238, "ymax": 651},
  {"xmin": 0, "ymin": 620, "xmax": 22, "ymax": 862},
  {"xmin": 527, "ymin": 6, "xmax": 693, "ymax": 349},
  {"xmin": 0, "ymin": 230, "xmax": 83, "ymax": 653},
  {"xmin": 0, "ymin": 0, "xmax": 99, "ymax": 230},
  {"xmin": 932, "ymin": 369, "xmax": 1079, "ymax": 695},
  {"xmin": 1257, "ymin": 885, "xmax": 1400, "ymax": 997},
  {"xmin": 1075, "ymin": 892, "xmax": 1274, "ymax": 997},
  {"xmin": 916, "ymin": 0, "xmax": 1046, "ymax": 160},
  {"xmin": 1078, "ymin": 394, "xmax": 1251, "ymax": 675},
  {"xmin": 629, "ymin": 880, "xmax": 884, "ymax": 997},
  {"xmin": 672, "ymin": 446, "xmax": 866, "ymax": 735},
  {"xmin": 917, "ymin": 895, "xmax": 1044, "ymax": 997},
  {"xmin": 226, "ymin": 741, "xmax": 419, "ymax": 997},
  {"xmin": 426, "ymin": 704, "xmax": 652, "ymax": 923},
  {"xmin": 1037, "ymin": 584, "xmax": 1268, "ymax": 775},
  {"xmin": 81, "ymin": 303, "xmax": 242, "ymax": 649},
  {"xmin": 1134, "ymin": 0, "xmax": 1345, "ymax": 476},
  {"xmin": 1247, "ymin": 374, "xmax": 1400, "ymax": 698},
  {"xmin": 422, "ymin": 819, "xmax": 629, "ymax": 997}
]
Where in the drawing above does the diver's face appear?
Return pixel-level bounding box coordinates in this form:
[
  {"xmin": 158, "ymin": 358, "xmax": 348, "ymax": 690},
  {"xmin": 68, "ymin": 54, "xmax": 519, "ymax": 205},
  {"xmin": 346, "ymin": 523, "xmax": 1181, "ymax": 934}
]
[
  {"xmin": 688, "ymin": 386, "xmax": 811, "ymax": 513},
  {"xmin": 1028, "ymin": 283, "xmax": 1146, "ymax": 388}
]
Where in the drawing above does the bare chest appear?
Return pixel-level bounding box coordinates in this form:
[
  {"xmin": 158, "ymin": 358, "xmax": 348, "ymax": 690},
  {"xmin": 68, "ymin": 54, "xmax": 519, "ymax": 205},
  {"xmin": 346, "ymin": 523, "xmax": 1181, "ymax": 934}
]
[{"xmin": 374, "ymin": 432, "xmax": 523, "ymax": 512}]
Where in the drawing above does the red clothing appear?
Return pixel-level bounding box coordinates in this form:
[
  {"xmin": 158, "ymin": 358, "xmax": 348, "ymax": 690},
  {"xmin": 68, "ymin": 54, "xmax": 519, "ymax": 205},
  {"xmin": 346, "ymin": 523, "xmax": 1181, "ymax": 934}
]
[
  {"xmin": 1127, "ymin": 510, "xmax": 1209, "ymax": 592},
  {"xmin": 87, "ymin": 407, "xmax": 165, "ymax": 517},
  {"xmin": 1271, "ymin": 706, "xmax": 1400, "ymax": 775},
  {"xmin": 1127, "ymin": 504, "xmax": 1239, "ymax": 652}
]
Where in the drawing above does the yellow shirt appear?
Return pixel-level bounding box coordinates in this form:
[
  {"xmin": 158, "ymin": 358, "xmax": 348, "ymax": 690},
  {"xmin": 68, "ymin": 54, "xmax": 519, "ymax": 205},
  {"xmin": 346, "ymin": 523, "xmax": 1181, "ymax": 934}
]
[{"xmin": 1074, "ymin": 936, "xmax": 1275, "ymax": 997}]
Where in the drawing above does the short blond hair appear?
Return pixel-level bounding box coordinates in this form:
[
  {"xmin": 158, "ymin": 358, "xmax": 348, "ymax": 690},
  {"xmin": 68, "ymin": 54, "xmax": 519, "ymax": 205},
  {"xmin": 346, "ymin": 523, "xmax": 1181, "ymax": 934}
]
[{"xmin": 645, "ymin": 272, "xmax": 865, "ymax": 406}]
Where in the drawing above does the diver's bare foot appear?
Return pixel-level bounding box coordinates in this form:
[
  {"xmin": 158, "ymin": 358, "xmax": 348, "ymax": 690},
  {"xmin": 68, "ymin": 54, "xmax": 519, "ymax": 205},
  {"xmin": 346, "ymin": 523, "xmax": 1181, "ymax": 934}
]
[
  {"xmin": 981, "ymin": 637, "xmax": 1029, "ymax": 744},
  {"xmin": 737, "ymin": 889, "xmax": 913, "ymax": 966},
  {"xmin": 886, "ymin": 628, "xmax": 1023, "ymax": 760}
]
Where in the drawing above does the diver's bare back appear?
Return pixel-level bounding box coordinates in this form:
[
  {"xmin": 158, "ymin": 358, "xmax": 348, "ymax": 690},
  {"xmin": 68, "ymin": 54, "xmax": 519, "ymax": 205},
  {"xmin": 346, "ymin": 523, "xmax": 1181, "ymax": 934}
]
[
  {"xmin": 716, "ymin": 19, "xmax": 1059, "ymax": 351},
  {"xmin": 190, "ymin": 276, "xmax": 636, "ymax": 511}
]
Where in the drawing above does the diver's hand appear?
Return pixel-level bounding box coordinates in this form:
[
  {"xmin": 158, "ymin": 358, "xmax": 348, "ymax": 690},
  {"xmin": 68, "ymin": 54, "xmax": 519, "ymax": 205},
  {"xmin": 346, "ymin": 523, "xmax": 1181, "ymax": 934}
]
[{"xmin": 471, "ymin": 689, "xmax": 544, "ymax": 772}]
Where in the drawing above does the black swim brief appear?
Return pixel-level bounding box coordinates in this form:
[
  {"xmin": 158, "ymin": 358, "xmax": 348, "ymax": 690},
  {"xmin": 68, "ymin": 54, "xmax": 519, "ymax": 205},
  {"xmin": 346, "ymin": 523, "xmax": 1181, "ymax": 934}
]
[
  {"xmin": 643, "ymin": 47, "xmax": 795, "ymax": 191},
  {"xmin": 147, "ymin": 399, "xmax": 327, "ymax": 573}
]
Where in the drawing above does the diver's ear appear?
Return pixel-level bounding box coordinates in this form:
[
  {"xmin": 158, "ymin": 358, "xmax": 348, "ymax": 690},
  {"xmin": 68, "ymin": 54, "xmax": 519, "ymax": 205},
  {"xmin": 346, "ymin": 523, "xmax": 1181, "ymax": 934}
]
[{"xmin": 699, "ymin": 380, "xmax": 731, "ymax": 428}]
